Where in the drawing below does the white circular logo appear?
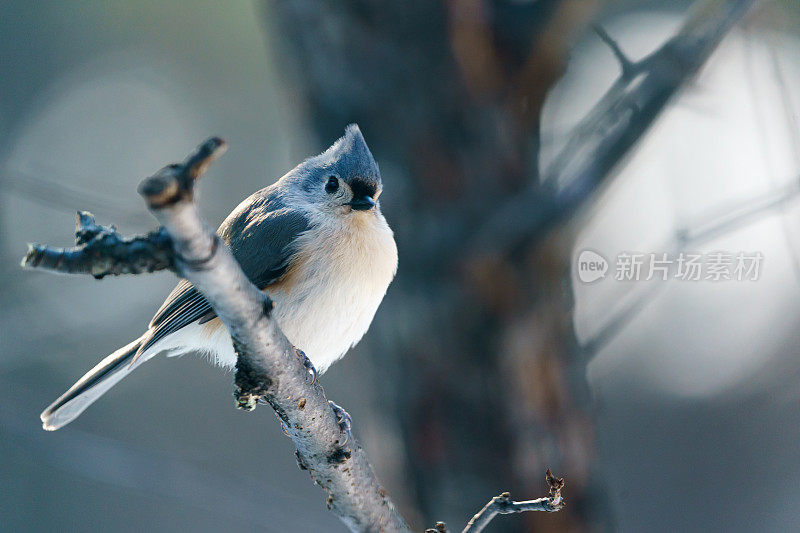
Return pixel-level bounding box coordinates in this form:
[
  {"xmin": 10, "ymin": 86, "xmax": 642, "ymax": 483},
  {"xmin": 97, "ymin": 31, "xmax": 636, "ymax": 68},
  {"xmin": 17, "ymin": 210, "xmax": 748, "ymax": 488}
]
[{"xmin": 576, "ymin": 250, "xmax": 608, "ymax": 283}]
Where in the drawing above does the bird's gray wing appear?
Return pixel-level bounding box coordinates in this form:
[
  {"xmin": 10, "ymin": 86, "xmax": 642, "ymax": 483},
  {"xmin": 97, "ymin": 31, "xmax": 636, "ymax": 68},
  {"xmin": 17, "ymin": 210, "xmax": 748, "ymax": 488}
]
[{"xmin": 137, "ymin": 190, "xmax": 310, "ymax": 355}]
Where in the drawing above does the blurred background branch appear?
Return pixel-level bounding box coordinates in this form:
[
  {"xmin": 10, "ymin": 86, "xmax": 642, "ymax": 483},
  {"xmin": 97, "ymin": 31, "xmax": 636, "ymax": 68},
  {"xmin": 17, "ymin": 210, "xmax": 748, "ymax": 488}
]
[{"xmin": 473, "ymin": 0, "xmax": 755, "ymax": 256}]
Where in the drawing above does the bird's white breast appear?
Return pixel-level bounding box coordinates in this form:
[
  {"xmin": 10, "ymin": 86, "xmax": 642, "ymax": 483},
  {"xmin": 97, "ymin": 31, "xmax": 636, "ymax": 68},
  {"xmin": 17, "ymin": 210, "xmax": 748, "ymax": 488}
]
[
  {"xmin": 270, "ymin": 211, "xmax": 397, "ymax": 372},
  {"xmin": 170, "ymin": 210, "xmax": 398, "ymax": 373}
]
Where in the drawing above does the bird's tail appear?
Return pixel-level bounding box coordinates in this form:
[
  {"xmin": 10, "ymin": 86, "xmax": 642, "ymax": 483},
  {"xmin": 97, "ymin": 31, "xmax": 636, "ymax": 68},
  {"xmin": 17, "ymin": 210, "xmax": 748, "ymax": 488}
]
[{"xmin": 40, "ymin": 337, "xmax": 146, "ymax": 431}]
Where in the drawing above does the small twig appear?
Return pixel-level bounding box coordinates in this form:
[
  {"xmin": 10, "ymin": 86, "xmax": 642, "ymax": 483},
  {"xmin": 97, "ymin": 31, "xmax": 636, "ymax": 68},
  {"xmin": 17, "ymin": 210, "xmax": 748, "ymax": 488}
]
[
  {"xmin": 460, "ymin": 469, "xmax": 564, "ymax": 533},
  {"xmin": 137, "ymin": 136, "xmax": 227, "ymax": 208},
  {"xmin": 593, "ymin": 24, "xmax": 637, "ymax": 79},
  {"xmin": 21, "ymin": 136, "xmax": 229, "ymax": 279},
  {"xmin": 22, "ymin": 211, "xmax": 173, "ymax": 278}
]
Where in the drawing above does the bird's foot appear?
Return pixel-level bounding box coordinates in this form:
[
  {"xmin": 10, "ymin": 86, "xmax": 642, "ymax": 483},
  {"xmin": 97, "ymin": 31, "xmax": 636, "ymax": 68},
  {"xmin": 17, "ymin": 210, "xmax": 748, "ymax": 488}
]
[
  {"xmin": 329, "ymin": 400, "xmax": 352, "ymax": 446},
  {"xmin": 295, "ymin": 348, "xmax": 317, "ymax": 385}
]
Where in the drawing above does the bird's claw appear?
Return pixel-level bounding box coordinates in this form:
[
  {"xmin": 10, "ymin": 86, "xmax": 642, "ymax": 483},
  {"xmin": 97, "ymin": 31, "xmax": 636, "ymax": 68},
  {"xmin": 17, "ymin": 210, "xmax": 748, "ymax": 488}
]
[
  {"xmin": 295, "ymin": 348, "xmax": 317, "ymax": 384},
  {"xmin": 329, "ymin": 400, "xmax": 352, "ymax": 446}
]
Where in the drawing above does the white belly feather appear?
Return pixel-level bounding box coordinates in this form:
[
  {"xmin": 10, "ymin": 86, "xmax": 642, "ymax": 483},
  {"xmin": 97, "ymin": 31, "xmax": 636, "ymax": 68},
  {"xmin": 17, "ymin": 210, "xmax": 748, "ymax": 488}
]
[{"xmin": 149, "ymin": 211, "xmax": 398, "ymax": 374}]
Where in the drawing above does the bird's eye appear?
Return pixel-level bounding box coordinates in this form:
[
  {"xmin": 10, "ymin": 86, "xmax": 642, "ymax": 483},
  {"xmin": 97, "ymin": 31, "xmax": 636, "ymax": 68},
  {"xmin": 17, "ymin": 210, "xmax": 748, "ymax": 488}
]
[{"xmin": 325, "ymin": 176, "xmax": 339, "ymax": 194}]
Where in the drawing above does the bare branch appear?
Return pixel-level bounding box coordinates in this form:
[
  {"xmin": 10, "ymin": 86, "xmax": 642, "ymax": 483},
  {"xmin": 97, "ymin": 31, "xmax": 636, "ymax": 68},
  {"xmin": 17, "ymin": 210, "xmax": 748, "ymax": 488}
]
[
  {"xmin": 592, "ymin": 24, "xmax": 636, "ymax": 79},
  {"xmin": 23, "ymin": 138, "xmax": 409, "ymax": 532},
  {"xmin": 460, "ymin": 470, "xmax": 565, "ymax": 533},
  {"xmin": 22, "ymin": 211, "xmax": 173, "ymax": 278},
  {"xmin": 20, "ymin": 138, "xmax": 230, "ymax": 279}
]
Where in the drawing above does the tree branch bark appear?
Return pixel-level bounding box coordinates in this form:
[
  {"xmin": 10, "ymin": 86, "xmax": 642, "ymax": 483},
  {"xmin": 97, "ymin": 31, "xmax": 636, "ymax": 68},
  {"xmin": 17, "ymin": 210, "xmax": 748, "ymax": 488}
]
[
  {"xmin": 22, "ymin": 211, "xmax": 173, "ymax": 278},
  {"xmin": 426, "ymin": 469, "xmax": 565, "ymax": 533},
  {"xmin": 460, "ymin": 469, "xmax": 564, "ymax": 533},
  {"xmin": 461, "ymin": 495, "xmax": 560, "ymax": 532}
]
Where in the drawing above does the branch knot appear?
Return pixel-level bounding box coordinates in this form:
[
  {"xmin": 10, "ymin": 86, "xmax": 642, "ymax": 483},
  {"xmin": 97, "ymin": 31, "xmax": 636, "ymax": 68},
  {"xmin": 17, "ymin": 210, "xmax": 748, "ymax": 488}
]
[{"xmin": 138, "ymin": 137, "xmax": 227, "ymax": 208}]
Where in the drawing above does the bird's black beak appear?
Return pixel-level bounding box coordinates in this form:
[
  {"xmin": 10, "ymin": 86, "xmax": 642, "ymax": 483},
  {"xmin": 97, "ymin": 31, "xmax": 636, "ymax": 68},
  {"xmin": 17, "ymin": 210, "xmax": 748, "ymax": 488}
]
[{"xmin": 348, "ymin": 196, "xmax": 375, "ymax": 211}]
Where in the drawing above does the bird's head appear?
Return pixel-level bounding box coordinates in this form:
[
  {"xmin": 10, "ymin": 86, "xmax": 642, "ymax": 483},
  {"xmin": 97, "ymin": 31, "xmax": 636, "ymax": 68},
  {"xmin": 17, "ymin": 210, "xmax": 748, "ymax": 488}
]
[{"xmin": 292, "ymin": 124, "xmax": 382, "ymax": 215}]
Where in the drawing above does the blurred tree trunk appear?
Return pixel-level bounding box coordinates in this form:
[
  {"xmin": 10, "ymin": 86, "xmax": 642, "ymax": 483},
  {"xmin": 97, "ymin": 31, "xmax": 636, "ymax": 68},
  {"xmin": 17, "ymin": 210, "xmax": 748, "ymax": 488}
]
[{"xmin": 261, "ymin": 2, "xmax": 604, "ymax": 530}]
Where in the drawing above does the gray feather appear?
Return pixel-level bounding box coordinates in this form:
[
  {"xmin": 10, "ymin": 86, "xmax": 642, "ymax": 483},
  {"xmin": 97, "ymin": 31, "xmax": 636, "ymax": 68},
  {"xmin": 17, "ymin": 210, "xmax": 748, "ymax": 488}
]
[
  {"xmin": 138, "ymin": 186, "xmax": 311, "ymax": 355},
  {"xmin": 41, "ymin": 338, "xmax": 143, "ymax": 430}
]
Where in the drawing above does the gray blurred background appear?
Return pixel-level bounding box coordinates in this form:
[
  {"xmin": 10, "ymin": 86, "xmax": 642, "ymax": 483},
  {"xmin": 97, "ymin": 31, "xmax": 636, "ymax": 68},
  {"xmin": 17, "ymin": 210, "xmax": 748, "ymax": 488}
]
[{"xmin": 2, "ymin": 1, "xmax": 799, "ymax": 532}]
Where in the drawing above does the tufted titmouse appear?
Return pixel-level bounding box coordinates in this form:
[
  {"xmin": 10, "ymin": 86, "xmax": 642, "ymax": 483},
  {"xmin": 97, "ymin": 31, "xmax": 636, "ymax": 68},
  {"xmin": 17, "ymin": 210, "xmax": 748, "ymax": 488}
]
[{"xmin": 41, "ymin": 125, "xmax": 398, "ymax": 431}]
